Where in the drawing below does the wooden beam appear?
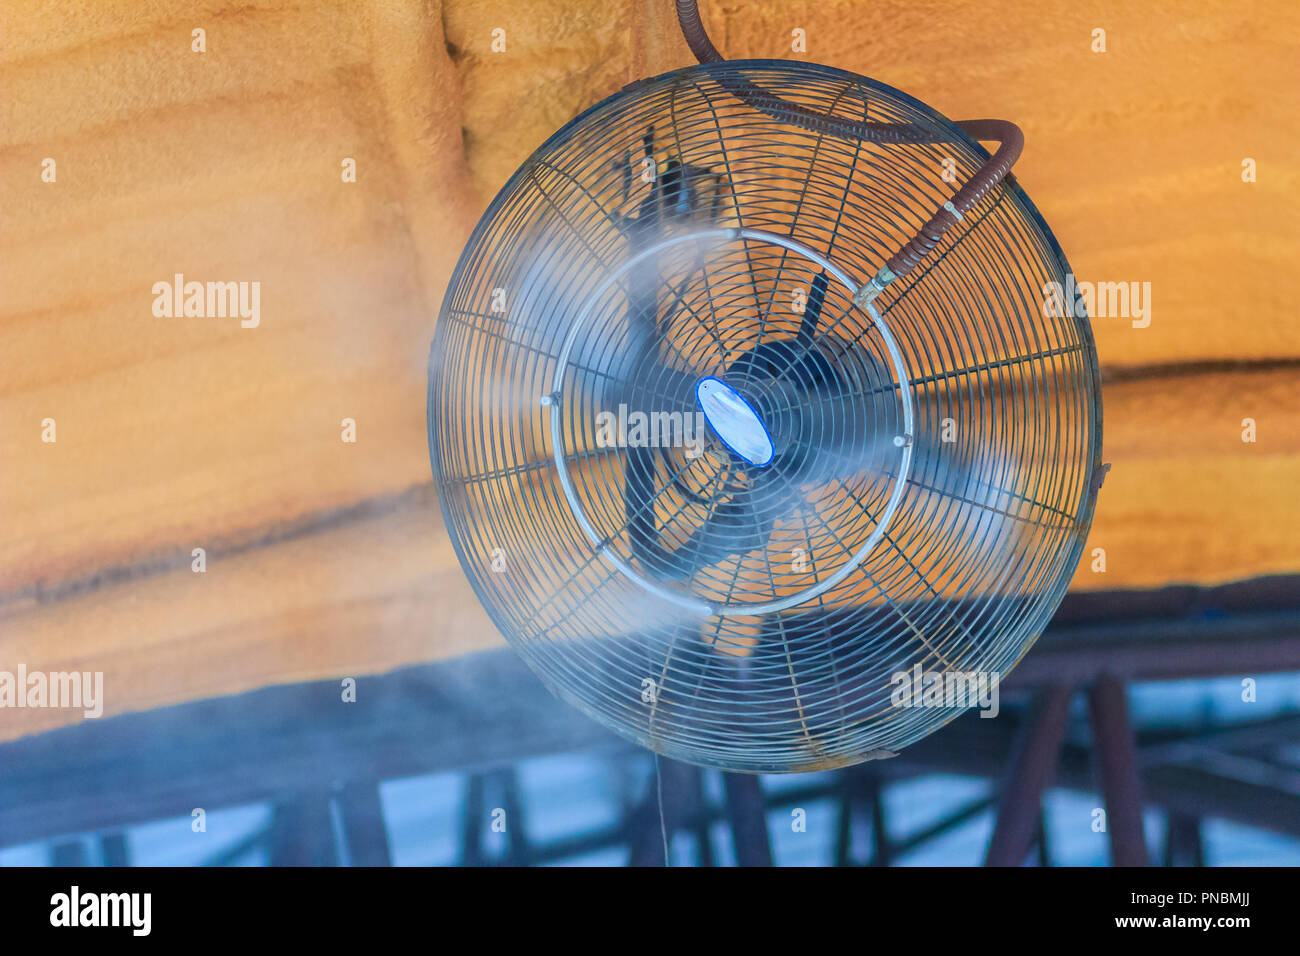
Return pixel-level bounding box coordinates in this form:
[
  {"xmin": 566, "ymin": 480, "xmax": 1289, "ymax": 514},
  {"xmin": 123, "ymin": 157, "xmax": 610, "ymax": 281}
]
[{"xmin": 985, "ymin": 684, "xmax": 1073, "ymax": 866}]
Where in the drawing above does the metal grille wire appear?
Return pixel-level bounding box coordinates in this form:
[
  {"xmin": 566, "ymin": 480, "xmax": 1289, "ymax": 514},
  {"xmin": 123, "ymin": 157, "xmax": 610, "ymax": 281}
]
[{"xmin": 428, "ymin": 61, "xmax": 1103, "ymax": 773}]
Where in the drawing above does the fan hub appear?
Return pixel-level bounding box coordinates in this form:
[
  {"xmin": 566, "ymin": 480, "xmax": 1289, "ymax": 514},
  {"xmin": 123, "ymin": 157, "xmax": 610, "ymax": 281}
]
[{"xmin": 695, "ymin": 377, "xmax": 773, "ymax": 467}]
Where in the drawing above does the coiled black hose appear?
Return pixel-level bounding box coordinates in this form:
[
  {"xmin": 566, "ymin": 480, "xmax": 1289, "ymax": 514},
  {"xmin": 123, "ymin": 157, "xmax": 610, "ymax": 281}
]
[{"xmin": 673, "ymin": 0, "xmax": 1023, "ymax": 295}]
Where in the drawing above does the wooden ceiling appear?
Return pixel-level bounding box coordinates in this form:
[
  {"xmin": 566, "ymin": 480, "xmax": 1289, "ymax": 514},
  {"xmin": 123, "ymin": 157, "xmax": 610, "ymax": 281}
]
[{"xmin": 1, "ymin": 0, "xmax": 1297, "ymax": 741}]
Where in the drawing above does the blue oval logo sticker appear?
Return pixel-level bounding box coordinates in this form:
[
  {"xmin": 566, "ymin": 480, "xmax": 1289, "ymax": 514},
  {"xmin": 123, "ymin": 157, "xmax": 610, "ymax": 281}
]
[{"xmin": 695, "ymin": 377, "xmax": 774, "ymax": 467}]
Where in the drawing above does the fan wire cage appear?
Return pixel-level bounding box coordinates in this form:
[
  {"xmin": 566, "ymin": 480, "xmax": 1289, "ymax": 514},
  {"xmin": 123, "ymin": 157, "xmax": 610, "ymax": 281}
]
[{"xmin": 429, "ymin": 59, "xmax": 1102, "ymax": 773}]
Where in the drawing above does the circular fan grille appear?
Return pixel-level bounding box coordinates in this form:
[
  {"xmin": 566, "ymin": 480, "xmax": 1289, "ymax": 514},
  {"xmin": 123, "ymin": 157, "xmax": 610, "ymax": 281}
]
[{"xmin": 429, "ymin": 61, "xmax": 1103, "ymax": 772}]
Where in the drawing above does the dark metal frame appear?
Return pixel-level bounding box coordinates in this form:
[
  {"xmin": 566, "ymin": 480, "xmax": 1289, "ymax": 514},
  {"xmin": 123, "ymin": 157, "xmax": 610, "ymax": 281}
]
[{"xmin": 3, "ymin": 576, "xmax": 1299, "ymax": 866}]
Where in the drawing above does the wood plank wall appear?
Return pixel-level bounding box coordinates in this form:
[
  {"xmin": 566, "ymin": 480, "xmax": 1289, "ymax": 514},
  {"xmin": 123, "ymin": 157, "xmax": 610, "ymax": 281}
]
[{"xmin": 1, "ymin": 0, "xmax": 1297, "ymax": 741}]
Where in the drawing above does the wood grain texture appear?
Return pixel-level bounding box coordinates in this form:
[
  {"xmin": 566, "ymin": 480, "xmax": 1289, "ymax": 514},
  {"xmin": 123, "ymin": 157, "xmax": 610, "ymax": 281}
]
[{"xmin": 1, "ymin": 0, "xmax": 1297, "ymax": 741}]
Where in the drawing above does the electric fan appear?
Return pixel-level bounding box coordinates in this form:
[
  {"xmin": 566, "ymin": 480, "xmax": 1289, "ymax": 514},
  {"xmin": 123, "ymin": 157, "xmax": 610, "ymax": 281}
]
[{"xmin": 428, "ymin": 1, "xmax": 1103, "ymax": 772}]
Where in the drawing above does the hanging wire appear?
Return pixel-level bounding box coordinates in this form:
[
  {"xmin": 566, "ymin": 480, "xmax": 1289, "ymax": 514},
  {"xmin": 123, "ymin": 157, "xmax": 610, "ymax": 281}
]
[{"xmin": 655, "ymin": 752, "xmax": 671, "ymax": 866}]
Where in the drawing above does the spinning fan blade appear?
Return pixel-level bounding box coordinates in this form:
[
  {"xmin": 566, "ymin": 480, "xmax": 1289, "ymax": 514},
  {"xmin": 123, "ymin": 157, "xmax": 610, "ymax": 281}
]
[
  {"xmin": 796, "ymin": 270, "xmax": 829, "ymax": 342},
  {"xmin": 638, "ymin": 473, "xmax": 792, "ymax": 581},
  {"xmin": 624, "ymin": 444, "xmax": 660, "ymax": 569}
]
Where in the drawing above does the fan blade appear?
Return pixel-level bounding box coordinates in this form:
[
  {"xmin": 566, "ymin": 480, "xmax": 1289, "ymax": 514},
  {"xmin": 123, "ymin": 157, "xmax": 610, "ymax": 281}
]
[
  {"xmin": 629, "ymin": 472, "xmax": 787, "ymax": 582},
  {"xmin": 756, "ymin": 343, "xmax": 903, "ymax": 485},
  {"xmin": 599, "ymin": 212, "xmax": 667, "ymax": 406},
  {"xmin": 796, "ymin": 270, "xmax": 829, "ymax": 341},
  {"xmin": 666, "ymin": 480, "xmax": 782, "ymax": 579},
  {"xmin": 625, "ymin": 443, "xmax": 659, "ymax": 568},
  {"xmin": 617, "ymin": 147, "xmax": 633, "ymax": 204}
]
